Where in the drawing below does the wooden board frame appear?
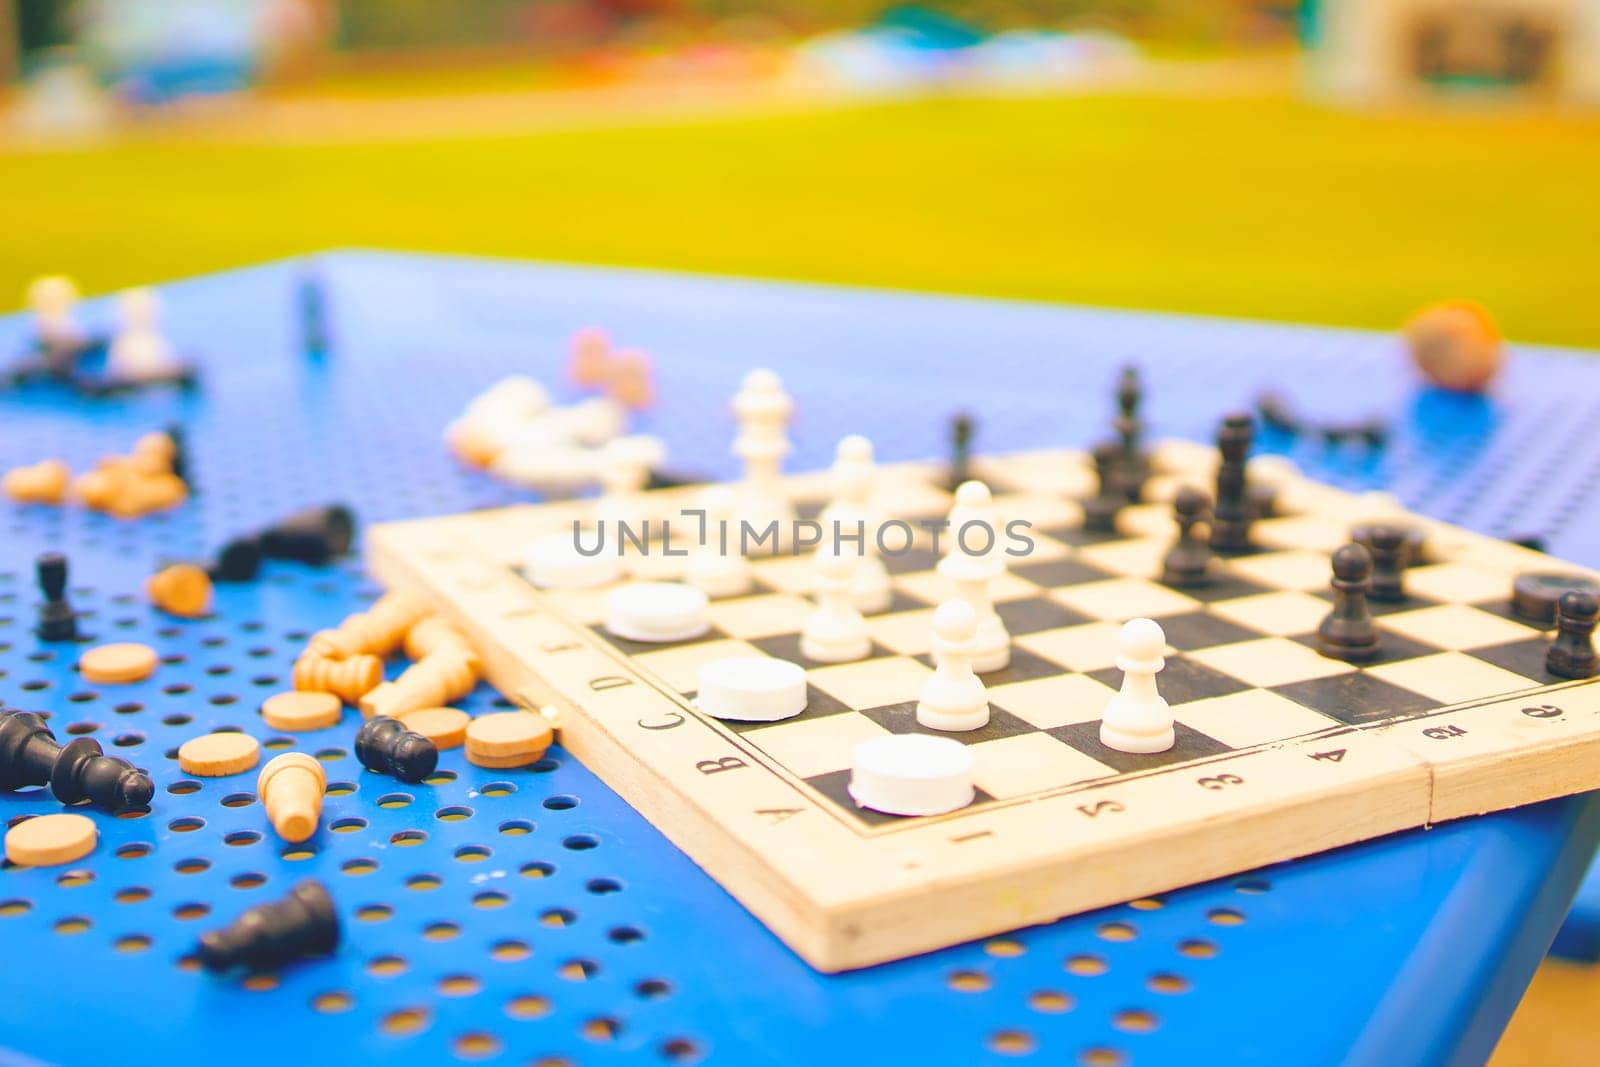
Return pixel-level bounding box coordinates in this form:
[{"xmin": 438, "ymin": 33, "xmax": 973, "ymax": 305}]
[{"xmin": 368, "ymin": 443, "xmax": 1600, "ymax": 971}]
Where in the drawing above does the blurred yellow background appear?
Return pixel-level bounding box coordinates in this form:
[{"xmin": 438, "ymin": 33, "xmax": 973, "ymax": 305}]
[{"xmin": 2, "ymin": 0, "xmax": 1598, "ymax": 345}]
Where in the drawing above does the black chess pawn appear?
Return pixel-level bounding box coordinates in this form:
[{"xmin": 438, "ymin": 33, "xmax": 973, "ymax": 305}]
[
  {"xmin": 259, "ymin": 503, "xmax": 356, "ymax": 565},
  {"xmin": 1367, "ymin": 525, "xmax": 1410, "ymax": 603},
  {"xmin": 197, "ymin": 878, "xmax": 339, "ymax": 974},
  {"xmin": 944, "ymin": 412, "xmax": 975, "ymax": 491},
  {"xmin": 1161, "ymin": 486, "xmax": 1214, "ymax": 588},
  {"xmin": 1546, "ymin": 590, "xmax": 1599, "ymax": 680},
  {"xmin": 1082, "ymin": 441, "xmax": 1125, "ymax": 533},
  {"xmin": 0, "ymin": 709, "xmax": 153, "ymax": 810},
  {"xmin": 209, "ymin": 534, "xmax": 264, "ymax": 583},
  {"xmin": 34, "ymin": 552, "xmax": 78, "ymax": 642},
  {"xmin": 355, "ymin": 717, "xmax": 438, "ymax": 784},
  {"xmin": 1210, "ymin": 412, "xmax": 1256, "ymax": 553},
  {"xmin": 165, "ymin": 422, "xmax": 190, "ymax": 486},
  {"xmin": 1317, "ymin": 543, "xmax": 1381, "ymax": 663}
]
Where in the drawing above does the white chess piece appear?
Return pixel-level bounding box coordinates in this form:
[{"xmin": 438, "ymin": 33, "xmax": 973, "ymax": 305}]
[
  {"xmin": 916, "ymin": 599, "xmax": 990, "ymax": 732},
  {"xmin": 27, "ymin": 275, "xmax": 85, "ymax": 350},
  {"xmin": 593, "ymin": 436, "xmax": 663, "ymax": 556},
  {"xmin": 936, "ymin": 552, "xmax": 1010, "ymax": 673},
  {"xmin": 818, "ymin": 435, "xmax": 892, "ymax": 613},
  {"xmin": 801, "ymin": 548, "xmax": 872, "ymax": 663},
  {"xmin": 1099, "ymin": 618, "xmax": 1175, "ymax": 754},
  {"xmin": 107, "ymin": 288, "xmax": 179, "ymax": 381},
  {"xmin": 944, "ymin": 480, "xmax": 1002, "ymax": 564},
  {"xmin": 731, "ymin": 369, "xmax": 796, "ymax": 554},
  {"xmin": 686, "ymin": 485, "xmax": 751, "ymax": 598}
]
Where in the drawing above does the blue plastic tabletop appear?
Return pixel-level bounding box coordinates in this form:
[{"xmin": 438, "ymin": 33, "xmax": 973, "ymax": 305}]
[{"xmin": 0, "ymin": 251, "xmax": 1597, "ymax": 1067}]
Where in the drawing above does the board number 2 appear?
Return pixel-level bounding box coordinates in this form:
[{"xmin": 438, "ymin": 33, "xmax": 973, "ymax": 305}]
[{"xmin": 1522, "ymin": 704, "xmax": 1563, "ymax": 719}]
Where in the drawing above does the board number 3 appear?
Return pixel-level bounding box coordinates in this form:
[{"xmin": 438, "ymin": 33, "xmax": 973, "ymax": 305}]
[{"xmin": 1198, "ymin": 773, "xmax": 1244, "ymax": 791}]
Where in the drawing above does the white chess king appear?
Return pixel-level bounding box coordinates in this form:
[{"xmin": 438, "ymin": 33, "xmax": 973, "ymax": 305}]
[{"xmin": 1099, "ymin": 617, "xmax": 1175, "ymax": 754}]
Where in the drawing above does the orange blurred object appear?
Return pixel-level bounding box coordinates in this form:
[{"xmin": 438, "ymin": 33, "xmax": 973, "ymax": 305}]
[{"xmin": 1404, "ymin": 300, "xmax": 1506, "ymax": 393}]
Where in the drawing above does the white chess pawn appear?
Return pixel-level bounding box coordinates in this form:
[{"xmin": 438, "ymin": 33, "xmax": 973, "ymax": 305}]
[
  {"xmin": 593, "ymin": 435, "xmax": 662, "ymax": 552},
  {"xmin": 687, "ymin": 485, "xmax": 751, "ymax": 598},
  {"xmin": 1099, "ymin": 618, "xmax": 1174, "ymax": 754},
  {"xmin": 916, "ymin": 599, "xmax": 990, "ymax": 732},
  {"xmin": 107, "ymin": 287, "xmax": 179, "ymax": 381},
  {"xmin": 27, "ymin": 275, "xmax": 85, "ymax": 350},
  {"xmin": 731, "ymin": 369, "xmax": 796, "ymax": 554},
  {"xmin": 801, "ymin": 548, "xmax": 872, "ymax": 663},
  {"xmin": 937, "ymin": 552, "xmax": 1010, "ymax": 673},
  {"xmin": 818, "ymin": 435, "xmax": 891, "ymax": 614},
  {"xmin": 944, "ymin": 480, "xmax": 1002, "ymax": 563}
]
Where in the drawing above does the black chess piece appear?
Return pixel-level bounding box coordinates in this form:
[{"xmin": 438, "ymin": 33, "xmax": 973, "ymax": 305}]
[
  {"xmin": 209, "ymin": 534, "xmax": 264, "ymax": 583},
  {"xmin": 1366, "ymin": 525, "xmax": 1411, "ymax": 603},
  {"xmin": 299, "ymin": 266, "xmax": 328, "ymax": 360},
  {"xmin": 945, "ymin": 412, "xmax": 975, "ymax": 491},
  {"xmin": 197, "ymin": 878, "xmax": 339, "ymax": 973},
  {"xmin": 1546, "ymin": 590, "xmax": 1599, "ymax": 680},
  {"xmin": 1317, "ymin": 543, "xmax": 1381, "ymax": 663},
  {"xmin": 1082, "ymin": 441, "xmax": 1125, "ymax": 533},
  {"xmin": 1161, "ymin": 486, "xmax": 1214, "ymax": 588},
  {"xmin": 258, "ymin": 504, "xmax": 356, "ymax": 565},
  {"xmin": 1209, "ymin": 412, "xmax": 1256, "ymax": 553},
  {"xmin": 165, "ymin": 422, "xmax": 190, "ymax": 486},
  {"xmin": 355, "ymin": 717, "xmax": 438, "ymax": 783},
  {"xmin": 0, "ymin": 709, "xmax": 154, "ymax": 810},
  {"xmin": 1113, "ymin": 366, "xmax": 1148, "ymax": 501},
  {"xmin": 34, "ymin": 552, "xmax": 78, "ymax": 642}
]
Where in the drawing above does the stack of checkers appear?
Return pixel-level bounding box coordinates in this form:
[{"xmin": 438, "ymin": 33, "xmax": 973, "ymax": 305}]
[{"xmin": 464, "ymin": 712, "xmax": 555, "ymax": 769}]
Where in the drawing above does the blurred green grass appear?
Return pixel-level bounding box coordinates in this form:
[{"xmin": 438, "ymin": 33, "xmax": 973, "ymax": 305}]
[{"xmin": 3, "ymin": 89, "xmax": 1597, "ymax": 345}]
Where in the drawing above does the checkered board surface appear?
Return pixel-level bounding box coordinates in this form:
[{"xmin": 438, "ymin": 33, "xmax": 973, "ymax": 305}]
[{"xmin": 369, "ymin": 440, "xmax": 1600, "ymax": 972}]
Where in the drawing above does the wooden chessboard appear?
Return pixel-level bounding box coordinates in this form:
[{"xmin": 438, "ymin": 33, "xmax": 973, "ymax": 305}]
[{"xmin": 368, "ymin": 441, "xmax": 1600, "ymax": 972}]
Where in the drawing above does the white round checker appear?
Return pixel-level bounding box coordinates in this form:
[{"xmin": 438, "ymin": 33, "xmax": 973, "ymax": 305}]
[
  {"xmin": 696, "ymin": 657, "xmax": 807, "ymax": 722},
  {"xmin": 605, "ymin": 581, "xmax": 710, "ymax": 643},
  {"xmin": 524, "ymin": 531, "xmax": 623, "ymax": 589},
  {"xmin": 848, "ymin": 734, "xmax": 975, "ymax": 816}
]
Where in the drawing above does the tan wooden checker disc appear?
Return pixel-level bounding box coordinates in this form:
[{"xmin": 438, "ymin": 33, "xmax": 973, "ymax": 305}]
[
  {"xmin": 261, "ymin": 691, "xmax": 343, "ymax": 732},
  {"xmin": 465, "ymin": 711, "xmax": 552, "ymax": 766},
  {"xmin": 178, "ymin": 732, "xmax": 262, "ymax": 777},
  {"xmin": 394, "ymin": 706, "xmax": 471, "ymax": 750},
  {"xmin": 79, "ymin": 643, "xmax": 159, "ymax": 684},
  {"xmin": 5, "ymin": 814, "xmax": 97, "ymax": 867}
]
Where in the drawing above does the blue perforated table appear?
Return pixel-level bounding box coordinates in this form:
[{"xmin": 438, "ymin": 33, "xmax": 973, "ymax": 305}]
[{"xmin": 0, "ymin": 252, "xmax": 1596, "ymax": 1067}]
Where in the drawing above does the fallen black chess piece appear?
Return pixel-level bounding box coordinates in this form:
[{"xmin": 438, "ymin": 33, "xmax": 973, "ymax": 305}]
[
  {"xmin": 197, "ymin": 879, "xmax": 340, "ymax": 973},
  {"xmin": 1257, "ymin": 391, "xmax": 1388, "ymax": 449}
]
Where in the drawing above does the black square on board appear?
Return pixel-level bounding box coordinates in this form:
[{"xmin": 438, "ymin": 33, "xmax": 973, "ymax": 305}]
[
  {"xmin": 859, "ymin": 701, "xmax": 1035, "ymax": 745},
  {"xmin": 1271, "ymin": 673, "xmax": 1442, "ymax": 725},
  {"xmin": 709, "ymin": 684, "xmax": 857, "ymax": 734},
  {"xmin": 1088, "ymin": 655, "xmax": 1250, "ymax": 705},
  {"xmin": 1152, "ymin": 611, "xmax": 1262, "ymax": 652},
  {"xmin": 1033, "ymin": 524, "xmax": 1125, "ymax": 548},
  {"xmin": 1012, "ymin": 557, "xmax": 1115, "ymax": 588},
  {"xmin": 913, "ymin": 646, "xmax": 1068, "ymax": 686},
  {"xmin": 1311, "ymin": 588, "xmax": 1441, "ymax": 617},
  {"xmin": 591, "ymin": 623, "xmax": 728, "ymax": 656},
  {"xmin": 749, "ymin": 633, "xmax": 895, "ymax": 670},
  {"xmin": 881, "ymin": 546, "xmax": 942, "ymax": 575},
  {"xmin": 804, "ymin": 768, "xmax": 997, "ymax": 826},
  {"xmin": 1470, "ymin": 638, "xmax": 1558, "ymax": 683},
  {"xmin": 1172, "ymin": 573, "xmax": 1274, "ymax": 603},
  {"xmin": 1046, "ymin": 720, "xmax": 1232, "ymax": 774},
  {"xmin": 1289, "ymin": 629, "xmax": 1440, "ymax": 667},
  {"xmin": 996, "ymin": 597, "xmax": 1093, "ymax": 636}
]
